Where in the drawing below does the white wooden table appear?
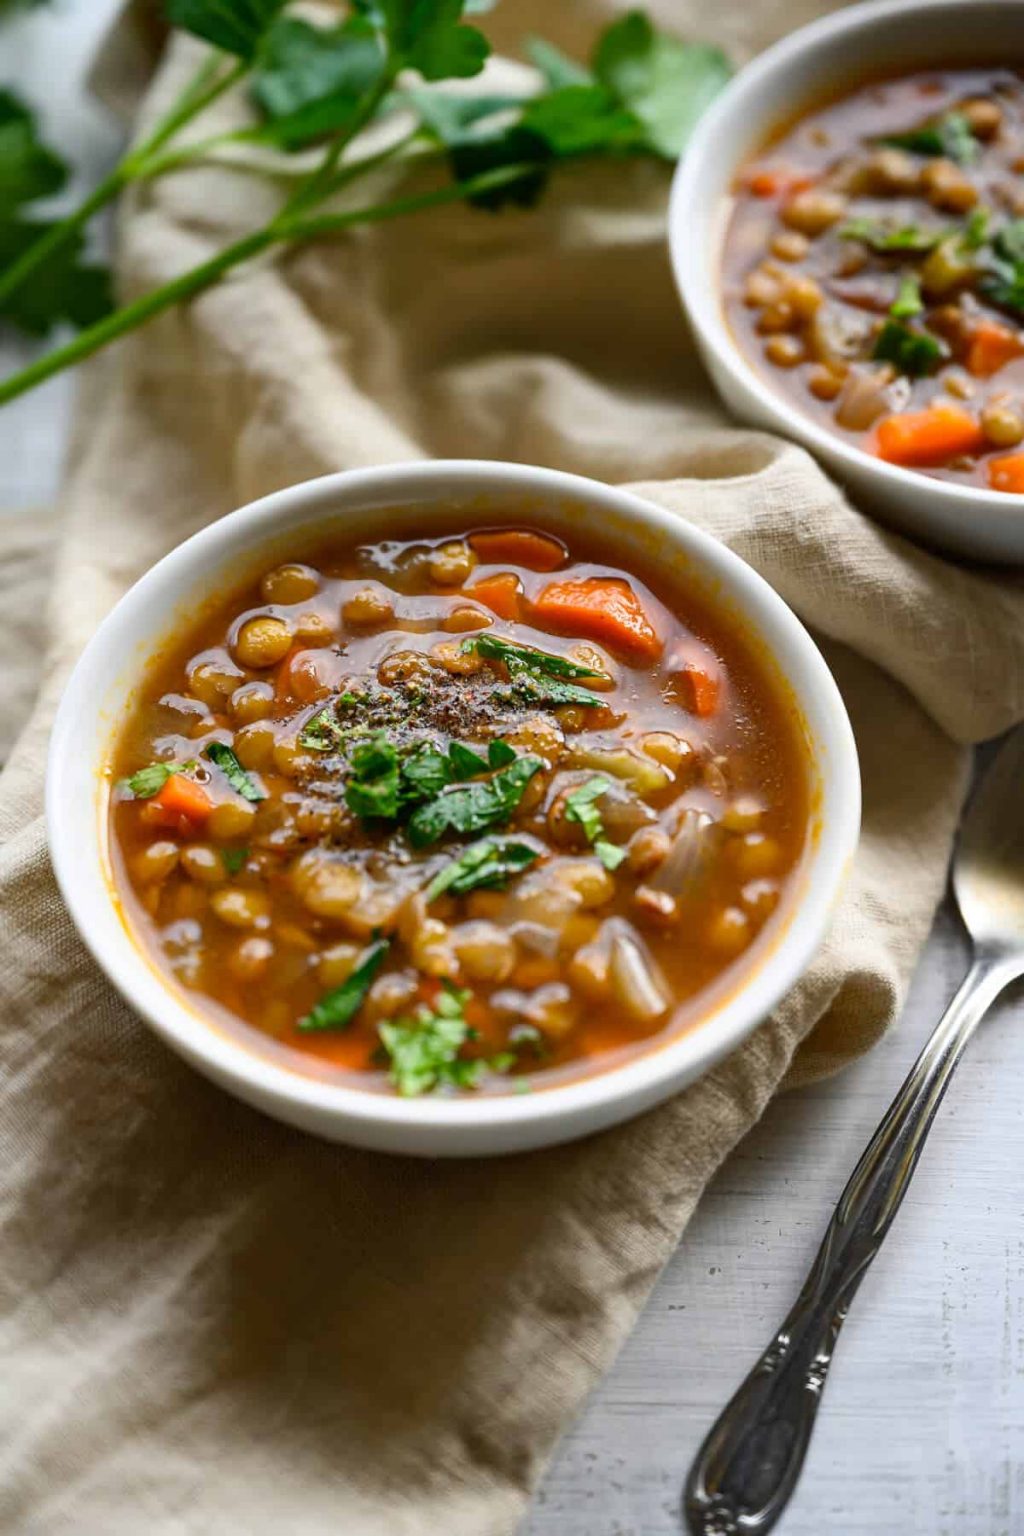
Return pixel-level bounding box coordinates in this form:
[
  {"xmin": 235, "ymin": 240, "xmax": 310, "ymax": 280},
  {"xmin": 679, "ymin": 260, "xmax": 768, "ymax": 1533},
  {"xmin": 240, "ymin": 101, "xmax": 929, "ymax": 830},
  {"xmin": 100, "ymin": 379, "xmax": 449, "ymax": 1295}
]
[{"xmin": 4, "ymin": 8, "xmax": 1022, "ymax": 1534}]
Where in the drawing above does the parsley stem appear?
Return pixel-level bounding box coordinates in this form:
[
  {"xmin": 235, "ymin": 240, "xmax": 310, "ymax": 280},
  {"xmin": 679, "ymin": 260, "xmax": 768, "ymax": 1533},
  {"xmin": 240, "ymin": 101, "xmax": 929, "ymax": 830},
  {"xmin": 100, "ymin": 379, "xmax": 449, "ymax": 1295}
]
[
  {"xmin": 279, "ymin": 69, "xmax": 398, "ymax": 218},
  {"xmin": 0, "ymin": 55, "xmax": 245, "ymax": 314},
  {"xmin": 0, "ymin": 161, "xmax": 543, "ymax": 408}
]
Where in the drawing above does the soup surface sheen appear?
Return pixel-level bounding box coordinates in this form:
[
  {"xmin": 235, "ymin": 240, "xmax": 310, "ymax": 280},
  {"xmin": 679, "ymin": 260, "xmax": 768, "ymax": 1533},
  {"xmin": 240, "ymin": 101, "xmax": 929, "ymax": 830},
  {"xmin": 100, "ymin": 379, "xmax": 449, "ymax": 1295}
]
[
  {"xmin": 725, "ymin": 68, "xmax": 1024, "ymax": 490},
  {"xmin": 109, "ymin": 524, "xmax": 809, "ymax": 1097}
]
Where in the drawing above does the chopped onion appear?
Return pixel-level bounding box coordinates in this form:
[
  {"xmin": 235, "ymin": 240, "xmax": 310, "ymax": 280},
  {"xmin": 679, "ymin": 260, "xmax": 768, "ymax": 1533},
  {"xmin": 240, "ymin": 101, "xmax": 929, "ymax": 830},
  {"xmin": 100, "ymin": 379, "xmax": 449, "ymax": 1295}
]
[
  {"xmin": 648, "ymin": 808, "xmax": 715, "ymax": 900},
  {"xmin": 607, "ymin": 919, "xmax": 670, "ymax": 1023},
  {"xmin": 513, "ymin": 921, "xmax": 561, "ymax": 958}
]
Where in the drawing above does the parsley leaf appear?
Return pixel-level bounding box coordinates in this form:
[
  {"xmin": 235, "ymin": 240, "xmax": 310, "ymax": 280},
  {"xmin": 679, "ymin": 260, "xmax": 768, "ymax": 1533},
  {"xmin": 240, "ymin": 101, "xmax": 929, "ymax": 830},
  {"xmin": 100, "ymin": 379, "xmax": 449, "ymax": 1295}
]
[
  {"xmin": 839, "ymin": 218, "xmax": 948, "ymax": 253},
  {"xmin": 488, "ymin": 739, "xmax": 516, "ymax": 769},
  {"xmin": 407, "ymin": 754, "xmax": 542, "ymax": 847},
  {"xmin": 980, "ymin": 219, "xmax": 1024, "ymax": 315},
  {"xmin": 202, "ymin": 741, "xmax": 266, "ymax": 802},
  {"xmin": 250, "ymin": 16, "xmax": 387, "ymax": 149},
  {"xmin": 563, "ymin": 775, "xmax": 627, "ymax": 870},
  {"xmin": 166, "ymin": 0, "xmax": 287, "ymax": 60},
  {"xmin": 448, "ymin": 741, "xmax": 490, "ymax": 778},
  {"xmin": 221, "ymin": 846, "xmax": 249, "ymax": 876},
  {"xmin": 464, "ymin": 633, "xmax": 606, "ymax": 704},
  {"xmin": 298, "ymin": 701, "xmax": 347, "ymax": 751},
  {"xmin": 872, "ymin": 318, "xmax": 946, "ymax": 377},
  {"xmin": 890, "ymin": 272, "xmax": 923, "ymax": 319},
  {"xmin": 378, "ymin": 984, "xmax": 512, "ymax": 1095},
  {"xmin": 0, "ymin": 89, "xmax": 65, "ymax": 207},
  {"xmin": 879, "ymin": 111, "xmax": 978, "ymax": 165},
  {"xmin": 592, "ymin": 12, "xmax": 731, "ymax": 159},
  {"xmin": 400, "ymin": 742, "xmax": 454, "ymax": 801},
  {"xmin": 120, "ymin": 760, "xmax": 197, "ymax": 799},
  {"xmin": 373, "ymin": 0, "xmax": 490, "ymax": 81},
  {"xmin": 298, "ymin": 938, "xmax": 389, "ymax": 1033},
  {"xmin": 465, "ymin": 632, "xmax": 602, "ymax": 679},
  {"xmin": 525, "ymin": 35, "xmax": 594, "ymax": 90},
  {"xmin": 0, "ymin": 92, "xmax": 111, "ymax": 337},
  {"xmin": 345, "ymin": 734, "xmax": 401, "ymax": 818},
  {"xmin": 425, "ymin": 836, "xmax": 540, "ymax": 900},
  {"xmin": 521, "ymin": 84, "xmax": 643, "ymax": 157}
]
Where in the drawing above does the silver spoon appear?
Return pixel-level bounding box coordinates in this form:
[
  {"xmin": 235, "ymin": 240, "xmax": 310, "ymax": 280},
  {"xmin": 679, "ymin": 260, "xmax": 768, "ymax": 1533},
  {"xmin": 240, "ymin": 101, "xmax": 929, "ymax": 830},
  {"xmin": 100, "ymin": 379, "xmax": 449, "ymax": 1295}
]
[{"xmin": 684, "ymin": 724, "xmax": 1024, "ymax": 1536}]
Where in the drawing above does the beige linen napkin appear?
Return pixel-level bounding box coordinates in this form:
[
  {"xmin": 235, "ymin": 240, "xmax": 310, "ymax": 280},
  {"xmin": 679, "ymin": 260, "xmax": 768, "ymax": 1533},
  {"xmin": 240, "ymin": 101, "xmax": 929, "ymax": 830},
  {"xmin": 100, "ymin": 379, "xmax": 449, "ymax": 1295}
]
[{"xmin": 3, "ymin": 5, "xmax": 1024, "ymax": 1532}]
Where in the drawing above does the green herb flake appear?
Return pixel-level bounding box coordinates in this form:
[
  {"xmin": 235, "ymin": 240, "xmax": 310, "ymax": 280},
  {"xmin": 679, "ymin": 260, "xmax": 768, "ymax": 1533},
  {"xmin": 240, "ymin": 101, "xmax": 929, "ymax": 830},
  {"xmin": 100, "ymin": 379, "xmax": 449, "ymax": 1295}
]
[
  {"xmin": 378, "ymin": 984, "xmax": 514, "ymax": 1096},
  {"xmin": 297, "ymin": 938, "xmax": 389, "ymax": 1033},
  {"xmin": 220, "ymin": 847, "xmax": 249, "ymax": 876},
  {"xmin": 890, "ymin": 272, "xmax": 923, "ymax": 319},
  {"xmin": 563, "ymin": 775, "xmax": 627, "ymax": 869},
  {"xmin": 202, "ymin": 741, "xmax": 266, "ymax": 802},
  {"xmin": 464, "ymin": 632, "xmax": 602, "ymax": 679},
  {"xmin": 879, "ymin": 110, "xmax": 978, "ymax": 165},
  {"xmin": 839, "ymin": 218, "xmax": 948, "ymax": 253},
  {"xmin": 980, "ymin": 218, "xmax": 1024, "ymax": 314},
  {"xmin": 298, "ymin": 702, "xmax": 346, "ymax": 751},
  {"xmin": 120, "ymin": 760, "xmax": 198, "ymax": 800},
  {"xmin": 425, "ymin": 836, "xmax": 539, "ymax": 901},
  {"xmin": 872, "ymin": 318, "xmax": 947, "ymax": 377},
  {"xmin": 344, "ymin": 734, "xmax": 400, "ymax": 819},
  {"xmin": 487, "ymin": 738, "xmax": 517, "ymax": 769},
  {"xmin": 448, "ymin": 740, "xmax": 490, "ymax": 779},
  {"xmin": 407, "ymin": 754, "xmax": 543, "ymax": 847}
]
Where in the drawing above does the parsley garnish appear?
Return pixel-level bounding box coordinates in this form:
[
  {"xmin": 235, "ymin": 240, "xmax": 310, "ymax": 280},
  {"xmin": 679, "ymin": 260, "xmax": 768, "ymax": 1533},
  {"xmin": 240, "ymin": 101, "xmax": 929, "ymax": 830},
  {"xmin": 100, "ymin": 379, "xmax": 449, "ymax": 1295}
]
[
  {"xmin": 344, "ymin": 734, "xmax": 402, "ymax": 819},
  {"xmin": 839, "ymin": 219, "xmax": 948, "ymax": 253},
  {"xmin": 463, "ymin": 633, "xmax": 605, "ymax": 708},
  {"xmin": 377, "ymin": 984, "xmax": 514, "ymax": 1096},
  {"xmin": 120, "ymin": 760, "xmax": 197, "ymax": 799},
  {"xmin": 297, "ymin": 938, "xmax": 389, "ymax": 1033},
  {"xmin": 425, "ymin": 836, "xmax": 540, "ymax": 900},
  {"xmin": 202, "ymin": 741, "xmax": 266, "ymax": 802},
  {"xmin": 343, "ymin": 732, "xmax": 529, "ymax": 826},
  {"xmin": 220, "ymin": 847, "xmax": 249, "ymax": 876},
  {"xmin": 872, "ymin": 319, "xmax": 946, "ymax": 377},
  {"xmin": 890, "ymin": 272, "xmax": 923, "ymax": 319},
  {"xmin": 980, "ymin": 219, "xmax": 1024, "ymax": 315},
  {"xmin": 407, "ymin": 755, "xmax": 543, "ymax": 847},
  {"xmin": 879, "ymin": 110, "xmax": 978, "ymax": 165},
  {"xmin": 298, "ymin": 701, "xmax": 348, "ymax": 751},
  {"xmin": 563, "ymin": 776, "xmax": 627, "ymax": 870}
]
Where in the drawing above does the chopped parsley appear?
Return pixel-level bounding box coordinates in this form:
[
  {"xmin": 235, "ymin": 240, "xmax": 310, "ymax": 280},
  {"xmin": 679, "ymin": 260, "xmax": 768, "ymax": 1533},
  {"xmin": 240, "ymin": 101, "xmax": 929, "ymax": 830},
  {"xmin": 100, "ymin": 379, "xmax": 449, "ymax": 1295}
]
[
  {"xmin": 890, "ymin": 272, "xmax": 923, "ymax": 319},
  {"xmin": 202, "ymin": 741, "xmax": 266, "ymax": 802},
  {"xmin": 980, "ymin": 218, "xmax": 1024, "ymax": 315},
  {"xmin": 462, "ymin": 632, "xmax": 605, "ymax": 708},
  {"xmin": 878, "ymin": 110, "xmax": 978, "ymax": 165},
  {"xmin": 120, "ymin": 760, "xmax": 197, "ymax": 799},
  {"xmin": 872, "ymin": 319, "xmax": 946, "ymax": 377},
  {"xmin": 562, "ymin": 776, "xmax": 627, "ymax": 870},
  {"xmin": 220, "ymin": 847, "xmax": 249, "ymax": 876},
  {"xmin": 407, "ymin": 755, "xmax": 543, "ymax": 847},
  {"xmin": 377, "ymin": 984, "xmax": 514, "ymax": 1097},
  {"xmin": 425, "ymin": 836, "xmax": 540, "ymax": 901},
  {"xmin": 839, "ymin": 218, "xmax": 948, "ymax": 254},
  {"xmin": 297, "ymin": 938, "xmax": 389, "ymax": 1033}
]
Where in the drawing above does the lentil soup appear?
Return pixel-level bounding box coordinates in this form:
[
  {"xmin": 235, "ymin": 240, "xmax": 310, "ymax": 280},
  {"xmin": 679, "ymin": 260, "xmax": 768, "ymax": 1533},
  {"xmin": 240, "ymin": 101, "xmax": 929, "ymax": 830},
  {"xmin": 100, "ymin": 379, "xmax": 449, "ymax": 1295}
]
[
  {"xmin": 724, "ymin": 67, "xmax": 1024, "ymax": 490},
  {"xmin": 108, "ymin": 523, "xmax": 810, "ymax": 1098}
]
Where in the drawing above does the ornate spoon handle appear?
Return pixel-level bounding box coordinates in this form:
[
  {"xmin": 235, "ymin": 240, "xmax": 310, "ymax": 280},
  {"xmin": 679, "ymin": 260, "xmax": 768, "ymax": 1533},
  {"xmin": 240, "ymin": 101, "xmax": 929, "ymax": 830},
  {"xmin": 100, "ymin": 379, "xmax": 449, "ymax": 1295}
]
[{"xmin": 684, "ymin": 957, "xmax": 1014, "ymax": 1536}]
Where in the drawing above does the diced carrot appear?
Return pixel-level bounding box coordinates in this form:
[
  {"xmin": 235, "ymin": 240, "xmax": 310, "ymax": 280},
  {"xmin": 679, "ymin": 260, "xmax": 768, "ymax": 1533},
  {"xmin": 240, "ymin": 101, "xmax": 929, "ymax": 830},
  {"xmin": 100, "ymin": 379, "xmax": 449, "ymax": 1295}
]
[
  {"xmin": 469, "ymin": 530, "xmax": 567, "ymax": 572},
  {"xmin": 987, "ymin": 451, "xmax": 1024, "ymax": 493},
  {"xmin": 144, "ymin": 773, "xmax": 212, "ymax": 833},
  {"xmin": 467, "ymin": 571, "xmax": 522, "ymax": 621},
  {"xmin": 531, "ymin": 578, "xmax": 662, "ymax": 662},
  {"xmin": 678, "ymin": 663, "xmax": 720, "ymax": 717},
  {"xmin": 740, "ymin": 166, "xmax": 815, "ymax": 199},
  {"xmin": 873, "ymin": 403, "xmax": 986, "ymax": 467},
  {"xmin": 965, "ymin": 320, "xmax": 1024, "ymax": 378}
]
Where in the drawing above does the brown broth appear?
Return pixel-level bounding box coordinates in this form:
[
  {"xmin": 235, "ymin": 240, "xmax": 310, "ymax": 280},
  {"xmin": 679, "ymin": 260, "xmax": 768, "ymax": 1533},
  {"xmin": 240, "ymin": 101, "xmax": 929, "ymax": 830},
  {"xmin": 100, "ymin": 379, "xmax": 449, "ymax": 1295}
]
[
  {"xmin": 724, "ymin": 68, "xmax": 1024, "ymax": 489},
  {"xmin": 108, "ymin": 522, "xmax": 811, "ymax": 1097}
]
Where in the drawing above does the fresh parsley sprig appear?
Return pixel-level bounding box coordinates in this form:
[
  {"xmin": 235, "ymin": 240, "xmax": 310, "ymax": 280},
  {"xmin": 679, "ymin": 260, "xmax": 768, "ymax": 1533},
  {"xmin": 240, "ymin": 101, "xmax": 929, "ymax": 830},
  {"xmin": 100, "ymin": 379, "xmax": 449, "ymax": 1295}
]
[
  {"xmin": 298, "ymin": 937, "xmax": 389, "ymax": 1031},
  {"xmin": 562, "ymin": 775, "xmax": 626, "ymax": 870},
  {"xmin": 119, "ymin": 759, "xmax": 198, "ymax": 798},
  {"xmin": 425, "ymin": 834, "xmax": 540, "ymax": 900},
  {"xmin": 377, "ymin": 983, "xmax": 514, "ymax": 1095},
  {"xmin": 0, "ymin": 2, "xmax": 732, "ymax": 406},
  {"xmin": 462, "ymin": 632, "xmax": 606, "ymax": 707}
]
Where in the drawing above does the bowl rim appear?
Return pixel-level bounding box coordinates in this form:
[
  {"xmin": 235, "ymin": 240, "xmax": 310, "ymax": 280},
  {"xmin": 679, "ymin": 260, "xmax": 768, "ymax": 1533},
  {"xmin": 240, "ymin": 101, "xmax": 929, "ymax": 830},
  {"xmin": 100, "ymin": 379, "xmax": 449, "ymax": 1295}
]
[
  {"xmin": 669, "ymin": 0, "xmax": 1024, "ymax": 526},
  {"xmin": 46, "ymin": 460, "xmax": 861, "ymax": 1146}
]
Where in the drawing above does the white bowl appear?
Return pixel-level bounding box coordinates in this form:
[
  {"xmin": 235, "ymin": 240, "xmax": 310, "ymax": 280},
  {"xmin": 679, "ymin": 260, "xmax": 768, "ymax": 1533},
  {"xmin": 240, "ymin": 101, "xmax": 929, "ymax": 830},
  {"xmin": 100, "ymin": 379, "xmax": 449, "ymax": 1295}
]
[
  {"xmin": 670, "ymin": 0, "xmax": 1024, "ymax": 565},
  {"xmin": 47, "ymin": 462, "xmax": 860, "ymax": 1156}
]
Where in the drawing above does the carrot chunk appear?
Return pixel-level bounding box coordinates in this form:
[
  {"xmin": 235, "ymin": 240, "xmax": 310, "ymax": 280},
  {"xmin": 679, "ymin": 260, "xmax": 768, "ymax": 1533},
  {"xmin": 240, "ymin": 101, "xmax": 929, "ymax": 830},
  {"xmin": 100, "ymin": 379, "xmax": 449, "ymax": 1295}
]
[
  {"xmin": 873, "ymin": 404, "xmax": 986, "ymax": 467},
  {"xmin": 965, "ymin": 320, "xmax": 1024, "ymax": 378},
  {"xmin": 469, "ymin": 530, "xmax": 567, "ymax": 572},
  {"xmin": 987, "ymin": 452, "xmax": 1024, "ymax": 493},
  {"xmin": 677, "ymin": 663, "xmax": 720, "ymax": 717},
  {"xmin": 532, "ymin": 577, "xmax": 662, "ymax": 661},
  {"xmin": 467, "ymin": 572, "xmax": 522, "ymax": 621},
  {"xmin": 740, "ymin": 166, "xmax": 814, "ymax": 200},
  {"xmin": 145, "ymin": 773, "xmax": 213, "ymax": 832}
]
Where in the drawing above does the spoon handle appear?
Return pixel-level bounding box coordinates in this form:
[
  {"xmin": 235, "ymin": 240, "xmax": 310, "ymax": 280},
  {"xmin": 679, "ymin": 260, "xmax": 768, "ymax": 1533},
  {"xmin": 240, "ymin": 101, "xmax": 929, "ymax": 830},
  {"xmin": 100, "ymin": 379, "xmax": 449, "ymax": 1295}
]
[{"xmin": 684, "ymin": 955, "xmax": 1014, "ymax": 1536}]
